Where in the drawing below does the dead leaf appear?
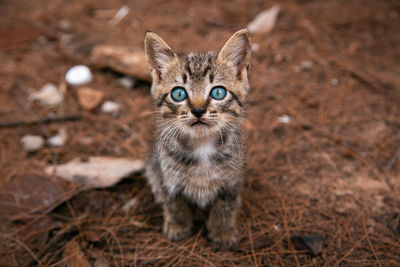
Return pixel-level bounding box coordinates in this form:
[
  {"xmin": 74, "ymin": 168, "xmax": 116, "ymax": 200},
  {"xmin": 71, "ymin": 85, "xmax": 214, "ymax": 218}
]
[
  {"xmin": 63, "ymin": 240, "xmax": 91, "ymax": 267},
  {"xmin": 0, "ymin": 174, "xmax": 80, "ymax": 220},
  {"xmin": 232, "ymin": 236, "xmax": 273, "ymax": 252},
  {"xmin": 93, "ymin": 258, "xmax": 110, "ymax": 267},
  {"xmin": 45, "ymin": 157, "xmax": 144, "ymax": 189},
  {"xmin": 292, "ymin": 235, "xmax": 324, "ymax": 255},
  {"xmin": 77, "ymin": 87, "xmax": 104, "ymax": 111},
  {"xmin": 90, "ymin": 45, "xmax": 151, "ymax": 82},
  {"xmin": 20, "ymin": 216, "xmax": 54, "ymax": 250},
  {"xmin": 83, "ymin": 230, "xmax": 101, "ymax": 243},
  {"xmin": 29, "ymin": 83, "xmax": 64, "ymax": 107}
]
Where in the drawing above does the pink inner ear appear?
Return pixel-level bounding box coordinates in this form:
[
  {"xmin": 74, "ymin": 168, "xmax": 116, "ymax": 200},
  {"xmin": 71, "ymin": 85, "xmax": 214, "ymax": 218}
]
[
  {"xmin": 145, "ymin": 33, "xmax": 177, "ymax": 79},
  {"xmin": 147, "ymin": 45, "xmax": 161, "ymax": 76},
  {"xmin": 237, "ymin": 56, "xmax": 249, "ymax": 73},
  {"xmin": 218, "ymin": 31, "xmax": 251, "ymax": 77},
  {"xmin": 234, "ymin": 42, "xmax": 250, "ymax": 79},
  {"xmin": 150, "ymin": 48, "xmax": 176, "ymax": 76}
]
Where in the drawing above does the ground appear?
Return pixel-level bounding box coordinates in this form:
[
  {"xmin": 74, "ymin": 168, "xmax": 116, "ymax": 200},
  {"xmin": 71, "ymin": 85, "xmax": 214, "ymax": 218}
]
[{"xmin": 0, "ymin": 0, "xmax": 399, "ymax": 266}]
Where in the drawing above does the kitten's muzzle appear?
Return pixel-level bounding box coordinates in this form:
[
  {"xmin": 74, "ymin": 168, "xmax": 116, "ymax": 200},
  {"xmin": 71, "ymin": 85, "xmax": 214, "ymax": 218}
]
[{"xmin": 191, "ymin": 107, "xmax": 206, "ymax": 118}]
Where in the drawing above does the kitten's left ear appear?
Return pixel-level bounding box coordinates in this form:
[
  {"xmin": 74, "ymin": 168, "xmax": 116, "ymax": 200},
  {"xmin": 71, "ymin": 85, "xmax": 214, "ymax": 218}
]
[
  {"xmin": 144, "ymin": 32, "xmax": 178, "ymax": 82},
  {"xmin": 217, "ymin": 29, "xmax": 251, "ymax": 78}
]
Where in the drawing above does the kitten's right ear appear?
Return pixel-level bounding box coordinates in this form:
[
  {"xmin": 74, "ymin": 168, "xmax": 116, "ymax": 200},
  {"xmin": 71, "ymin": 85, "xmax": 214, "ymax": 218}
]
[
  {"xmin": 144, "ymin": 32, "xmax": 177, "ymax": 82},
  {"xmin": 217, "ymin": 29, "xmax": 251, "ymax": 79}
]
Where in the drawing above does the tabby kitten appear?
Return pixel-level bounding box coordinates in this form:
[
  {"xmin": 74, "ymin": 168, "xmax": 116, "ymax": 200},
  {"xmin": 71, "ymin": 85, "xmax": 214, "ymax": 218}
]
[{"xmin": 144, "ymin": 29, "xmax": 251, "ymax": 249}]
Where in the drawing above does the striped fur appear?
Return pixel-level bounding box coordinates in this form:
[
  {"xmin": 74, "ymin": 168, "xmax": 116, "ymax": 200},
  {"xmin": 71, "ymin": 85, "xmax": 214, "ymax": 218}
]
[{"xmin": 144, "ymin": 29, "xmax": 251, "ymax": 248}]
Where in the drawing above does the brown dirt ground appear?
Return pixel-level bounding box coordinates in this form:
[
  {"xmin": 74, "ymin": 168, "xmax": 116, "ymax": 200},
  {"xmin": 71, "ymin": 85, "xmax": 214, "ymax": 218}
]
[{"xmin": 0, "ymin": 0, "xmax": 399, "ymax": 266}]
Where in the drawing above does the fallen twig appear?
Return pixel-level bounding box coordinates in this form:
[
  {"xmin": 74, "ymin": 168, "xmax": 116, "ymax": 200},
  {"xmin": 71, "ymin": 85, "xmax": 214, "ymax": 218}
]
[
  {"xmin": 23, "ymin": 224, "xmax": 76, "ymax": 267},
  {"xmin": 0, "ymin": 113, "xmax": 82, "ymax": 129},
  {"xmin": 328, "ymin": 56, "xmax": 400, "ymax": 102},
  {"xmin": 384, "ymin": 146, "xmax": 400, "ymax": 172}
]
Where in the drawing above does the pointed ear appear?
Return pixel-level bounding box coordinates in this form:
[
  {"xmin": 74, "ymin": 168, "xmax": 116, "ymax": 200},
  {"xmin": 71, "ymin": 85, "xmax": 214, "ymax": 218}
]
[
  {"xmin": 217, "ymin": 29, "xmax": 251, "ymax": 77},
  {"xmin": 144, "ymin": 32, "xmax": 177, "ymax": 81}
]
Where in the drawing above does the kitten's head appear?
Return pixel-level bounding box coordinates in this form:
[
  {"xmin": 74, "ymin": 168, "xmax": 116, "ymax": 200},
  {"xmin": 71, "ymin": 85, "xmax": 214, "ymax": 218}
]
[{"xmin": 144, "ymin": 29, "xmax": 251, "ymax": 138}]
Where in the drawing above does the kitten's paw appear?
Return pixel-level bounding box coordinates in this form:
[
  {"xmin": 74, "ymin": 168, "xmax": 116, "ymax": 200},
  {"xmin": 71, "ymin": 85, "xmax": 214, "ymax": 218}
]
[
  {"xmin": 208, "ymin": 228, "xmax": 239, "ymax": 249},
  {"xmin": 163, "ymin": 221, "xmax": 192, "ymax": 241}
]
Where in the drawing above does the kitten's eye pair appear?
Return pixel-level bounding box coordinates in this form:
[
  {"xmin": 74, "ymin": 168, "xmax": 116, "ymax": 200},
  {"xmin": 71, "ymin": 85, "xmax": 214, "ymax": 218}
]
[{"xmin": 171, "ymin": 87, "xmax": 227, "ymax": 102}]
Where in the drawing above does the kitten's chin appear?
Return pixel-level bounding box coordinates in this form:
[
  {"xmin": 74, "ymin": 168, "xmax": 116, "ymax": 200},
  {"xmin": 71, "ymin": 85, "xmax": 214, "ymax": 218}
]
[
  {"xmin": 190, "ymin": 121, "xmax": 208, "ymax": 127},
  {"xmin": 186, "ymin": 121, "xmax": 215, "ymax": 137}
]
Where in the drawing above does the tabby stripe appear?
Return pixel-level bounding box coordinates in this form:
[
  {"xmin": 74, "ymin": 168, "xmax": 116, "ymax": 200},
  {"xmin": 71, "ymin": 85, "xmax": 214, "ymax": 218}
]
[
  {"xmin": 211, "ymin": 152, "xmax": 233, "ymax": 164},
  {"xmin": 221, "ymin": 97, "xmax": 234, "ymax": 109},
  {"xmin": 185, "ymin": 62, "xmax": 192, "ymax": 76},
  {"xmin": 165, "ymin": 100, "xmax": 178, "ymax": 114},
  {"xmin": 219, "ymin": 182, "xmax": 241, "ymax": 202},
  {"xmin": 157, "ymin": 93, "xmax": 169, "ymax": 107},
  {"xmin": 222, "ymin": 108, "xmax": 239, "ymax": 117},
  {"xmin": 215, "ymin": 131, "xmax": 229, "ymax": 146},
  {"xmin": 229, "ymin": 91, "xmax": 243, "ymax": 107},
  {"xmin": 158, "ymin": 93, "xmax": 179, "ymax": 114},
  {"xmin": 221, "ymin": 96, "xmax": 240, "ymax": 117},
  {"xmin": 177, "ymin": 135, "xmax": 193, "ymax": 150},
  {"xmin": 202, "ymin": 65, "xmax": 211, "ymax": 77},
  {"xmin": 165, "ymin": 146, "xmax": 197, "ymax": 166},
  {"xmin": 209, "ymin": 73, "xmax": 214, "ymax": 83}
]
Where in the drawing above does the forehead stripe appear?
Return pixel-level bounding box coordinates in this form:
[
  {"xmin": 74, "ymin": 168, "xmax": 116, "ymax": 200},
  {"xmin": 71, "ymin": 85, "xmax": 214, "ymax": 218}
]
[
  {"xmin": 209, "ymin": 73, "xmax": 214, "ymax": 83},
  {"xmin": 185, "ymin": 62, "xmax": 193, "ymax": 76},
  {"xmin": 202, "ymin": 65, "xmax": 211, "ymax": 77}
]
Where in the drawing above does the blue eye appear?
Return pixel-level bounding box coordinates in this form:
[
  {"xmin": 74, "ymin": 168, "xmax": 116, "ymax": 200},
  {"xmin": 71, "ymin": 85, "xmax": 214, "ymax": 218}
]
[
  {"xmin": 210, "ymin": 87, "xmax": 227, "ymax": 100},
  {"xmin": 171, "ymin": 87, "xmax": 187, "ymax": 102}
]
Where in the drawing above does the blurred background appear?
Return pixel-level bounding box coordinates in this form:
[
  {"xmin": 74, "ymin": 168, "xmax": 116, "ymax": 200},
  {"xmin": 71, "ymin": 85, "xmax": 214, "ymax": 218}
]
[{"xmin": 0, "ymin": 0, "xmax": 399, "ymax": 266}]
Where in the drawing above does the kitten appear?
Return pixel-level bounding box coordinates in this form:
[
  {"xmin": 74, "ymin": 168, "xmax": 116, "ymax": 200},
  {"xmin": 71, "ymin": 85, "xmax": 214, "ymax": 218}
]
[{"xmin": 144, "ymin": 29, "xmax": 251, "ymax": 249}]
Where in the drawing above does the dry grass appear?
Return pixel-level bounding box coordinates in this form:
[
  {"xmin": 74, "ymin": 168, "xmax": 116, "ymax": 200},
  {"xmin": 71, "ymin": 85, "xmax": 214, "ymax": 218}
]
[{"xmin": 0, "ymin": 0, "xmax": 399, "ymax": 265}]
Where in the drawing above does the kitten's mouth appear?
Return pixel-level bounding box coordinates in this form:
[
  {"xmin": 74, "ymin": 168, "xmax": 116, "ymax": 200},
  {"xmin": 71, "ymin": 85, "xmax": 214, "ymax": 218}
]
[{"xmin": 191, "ymin": 120, "xmax": 208, "ymax": 127}]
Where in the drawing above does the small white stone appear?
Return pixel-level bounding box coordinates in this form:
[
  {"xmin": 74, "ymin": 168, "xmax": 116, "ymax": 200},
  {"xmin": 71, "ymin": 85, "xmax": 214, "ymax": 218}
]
[
  {"xmin": 29, "ymin": 83, "xmax": 64, "ymax": 106},
  {"xmin": 330, "ymin": 78, "xmax": 339, "ymax": 86},
  {"xmin": 58, "ymin": 19, "xmax": 71, "ymax": 31},
  {"xmin": 301, "ymin": 60, "xmax": 313, "ymax": 69},
  {"xmin": 101, "ymin": 101, "xmax": 120, "ymax": 113},
  {"xmin": 65, "ymin": 65, "xmax": 93, "ymax": 86},
  {"xmin": 294, "ymin": 60, "xmax": 314, "ymax": 72},
  {"xmin": 300, "ymin": 60, "xmax": 313, "ymax": 70},
  {"xmin": 79, "ymin": 136, "xmax": 93, "ymax": 145},
  {"xmin": 251, "ymin": 43, "xmax": 260, "ymax": 53},
  {"xmin": 128, "ymin": 133, "xmax": 137, "ymax": 141},
  {"xmin": 117, "ymin": 76, "xmax": 135, "ymax": 89},
  {"xmin": 47, "ymin": 128, "xmax": 67, "ymax": 147},
  {"xmin": 21, "ymin": 135, "xmax": 45, "ymax": 152},
  {"xmin": 122, "ymin": 197, "xmax": 137, "ymax": 212},
  {"xmin": 37, "ymin": 35, "xmax": 47, "ymax": 45},
  {"xmin": 277, "ymin": 115, "xmax": 291, "ymax": 124}
]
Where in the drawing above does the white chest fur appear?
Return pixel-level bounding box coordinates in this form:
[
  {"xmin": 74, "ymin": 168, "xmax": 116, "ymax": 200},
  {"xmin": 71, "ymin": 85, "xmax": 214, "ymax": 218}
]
[
  {"xmin": 190, "ymin": 142, "xmax": 216, "ymax": 164},
  {"xmin": 161, "ymin": 141, "xmax": 225, "ymax": 207}
]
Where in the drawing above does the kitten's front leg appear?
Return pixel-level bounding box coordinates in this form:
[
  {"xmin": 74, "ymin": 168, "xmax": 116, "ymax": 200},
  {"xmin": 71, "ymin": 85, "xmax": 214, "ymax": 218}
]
[
  {"xmin": 207, "ymin": 191, "xmax": 241, "ymax": 249},
  {"xmin": 163, "ymin": 196, "xmax": 193, "ymax": 241}
]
